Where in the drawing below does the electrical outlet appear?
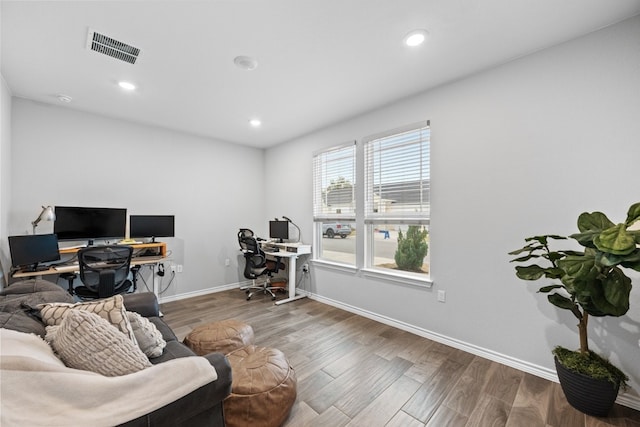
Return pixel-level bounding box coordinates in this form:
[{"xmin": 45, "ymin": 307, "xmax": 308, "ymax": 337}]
[
  {"xmin": 437, "ymin": 290, "xmax": 446, "ymax": 303},
  {"xmin": 170, "ymin": 265, "xmax": 176, "ymax": 273},
  {"xmin": 177, "ymin": 264, "xmax": 183, "ymax": 273},
  {"xmin": 302, "ymin": 263, "xmax": 309, "ymax": 273},
  {"xmin": 225, "ymin": 258, "xmax": 230, "ymax": 267}
]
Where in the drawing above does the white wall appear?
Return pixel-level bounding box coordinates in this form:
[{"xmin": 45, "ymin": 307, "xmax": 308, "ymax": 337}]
[
  {"xmin": 10, "ymin": 100, "xmax": 265, "ymax": 297},
  {"xmin": 265, "ymin": 16, "xmax": 640, "ymax": 396},
  {"xmin": 0, "ymin": 75, "xmax": 12, "ymax": 287}
]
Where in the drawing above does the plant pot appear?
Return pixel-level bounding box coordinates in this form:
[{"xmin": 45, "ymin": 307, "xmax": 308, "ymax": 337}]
[{"xmin": 554, "ymin": 357, "xmax": 620, "ymax": 417}]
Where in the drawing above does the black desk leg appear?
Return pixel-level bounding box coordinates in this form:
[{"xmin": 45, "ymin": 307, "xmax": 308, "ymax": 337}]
[
  {"xmin": 60, "ymin": 273, "xmax": 77, "ymax": 295},
  {"xmin": 131, "ymin": 265, "xmax": 141, "ymax": 292}
]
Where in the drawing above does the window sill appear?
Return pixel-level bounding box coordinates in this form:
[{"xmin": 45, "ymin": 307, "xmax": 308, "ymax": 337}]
[
  {"xmin": 311, "ymin": 259, "xmax": 358, "ymax": 274},
  {"xmin": 311, "ymin": 260, "xmax": 433, "ymax": 288},
  {"xmin": 361, "ymin": 268, "xmax": 433, "ymax": 289}
]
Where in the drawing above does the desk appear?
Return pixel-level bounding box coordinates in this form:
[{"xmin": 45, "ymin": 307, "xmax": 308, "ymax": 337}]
[
  {"xmin": 262, "ymin": 242, "xmax": 311, "ymax": 305},
  {"xmin": 12, "ymin": 242, "xmax": 169, "ymax": 298},
  {"xmin": 11, "ymin": 256, "xmax": 166, "ymax": 279}
]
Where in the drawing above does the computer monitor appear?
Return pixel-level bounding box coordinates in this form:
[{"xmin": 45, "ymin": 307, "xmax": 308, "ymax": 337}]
[
  {"xmin": 130, "ymin": 215, "xmax": 175, "ymax": 242},
  {"xmin": 53, "ymin": 206, "xmax": 127, "ymax": 243},
  {"xmin": 269, "ymin": 220, "xmax": 289, "ymax": 243},
  {"xmin": 8, "ymin": 234, "xmax": 61, "ymax": 272}
]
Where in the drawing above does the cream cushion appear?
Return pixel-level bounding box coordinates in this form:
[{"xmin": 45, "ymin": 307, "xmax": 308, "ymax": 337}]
[
  {"xmin": 1, "ymin": 328, "xmax": 217, "ymax": 427},
  {"xmin": 38, "ymin": 294, "xmax": 136, "ymax": 344},
  {"xmin": 46, "ymin": 309, "xmax": 151, "ymax": 376},
  {"xmin": 127, "ymin": 311, "xmax": 166, "ymax": 358}
]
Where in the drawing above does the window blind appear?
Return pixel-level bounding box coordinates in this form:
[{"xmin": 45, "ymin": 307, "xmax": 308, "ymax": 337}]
[
  {"xmin": 364, "ymin": 121, "xmax": 430, "ymax": 223},
  {"xmin": 312, "ymin": 142, "xmax": 356, "ymax": 220}
]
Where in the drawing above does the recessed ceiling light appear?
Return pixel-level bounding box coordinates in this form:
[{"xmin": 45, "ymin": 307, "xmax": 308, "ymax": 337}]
[
  {"xmin": 249, "ymin": 119, "xmax": 262, "ymax": 127},
  {"xmin": 234, "ymin": 56, "xmax": 258, "ymax": 71},
  {"xmin": 118, "ymin": 81, "xmax": 136, "ymax": 91},
  {"xmin": 403, "ymin": 29, "xmax": 429, "ymax": 47}
]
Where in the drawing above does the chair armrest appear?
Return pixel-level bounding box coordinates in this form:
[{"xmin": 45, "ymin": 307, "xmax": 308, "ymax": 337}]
[
  {"xmin": 123, "ymin": 292, "xmax": 160, "ymax": 317},
  {"xmin": 203, "ymin": 352, "xmax": 233, "ymax": 400}
]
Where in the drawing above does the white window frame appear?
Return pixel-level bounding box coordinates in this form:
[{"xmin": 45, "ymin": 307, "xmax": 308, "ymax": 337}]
[
  {"xmin": 362, "ymin": 121, "xmax": 431, "ymax": 286},
  {"xmin": 311, "ymin": 121, "xmax": 432, "ymax": 288},
  {"xmin": 312, "ymin": 141, "xmax": 357, "ymax": 267}
]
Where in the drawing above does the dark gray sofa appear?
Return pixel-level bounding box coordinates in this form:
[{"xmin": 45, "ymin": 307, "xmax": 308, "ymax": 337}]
[{"xmin": 0, "ymin": 279, "xmax": 232, "ymax": 427}]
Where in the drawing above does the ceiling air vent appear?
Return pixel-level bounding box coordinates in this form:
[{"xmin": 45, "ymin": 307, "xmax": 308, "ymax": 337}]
[{"xmin": 86, "ymin": 29, "xmax": 140, "ymax": 64}]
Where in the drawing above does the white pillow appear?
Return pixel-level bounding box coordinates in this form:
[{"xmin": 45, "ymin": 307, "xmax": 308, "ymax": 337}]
[
  {"xmin": 39, "ymin": 294, "xmax": 137, "ymax": 344},
  {"xmin": 127, "ymin": 311, "xmax": 167, "ymax": 358},
  {"xmin": 48, "ymin": 309, "xmax": 151, "ymax": 376}
]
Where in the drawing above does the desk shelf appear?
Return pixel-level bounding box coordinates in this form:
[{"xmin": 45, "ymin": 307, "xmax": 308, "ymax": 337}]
[{"xmin": 59, "ymin": 242, "xmax": 167, "ymax": 257}]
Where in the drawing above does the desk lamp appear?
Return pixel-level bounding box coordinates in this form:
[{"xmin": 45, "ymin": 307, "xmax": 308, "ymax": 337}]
[
  {"xmin": 32, "ymin": 205, "xmax": 56, "ymax": 234},
  {"xmin": 282, "ymin": 216, "xmax": 301, "ymax": 242}
]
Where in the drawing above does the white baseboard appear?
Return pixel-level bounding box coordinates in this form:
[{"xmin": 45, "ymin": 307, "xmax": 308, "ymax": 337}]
[
  {"xmin": 302, "ymin": 290, "xmax": 640, "ymax": 412},
  {"xmin": 157, "ymin": 281, "xmax": 250, "ymax": 304},
  {"xmin": 617, "ymin": 393, "xmax": 640, "ymax": 412}
]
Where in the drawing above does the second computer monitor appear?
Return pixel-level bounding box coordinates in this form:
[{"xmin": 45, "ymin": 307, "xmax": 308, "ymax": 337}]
[
  {"xmin": 269, "ymin": 220, "xmax": 289, "ymax": 242},
  {"xmin": 130, "ymin": 215, "xmax": 175, "ymax": 241}
]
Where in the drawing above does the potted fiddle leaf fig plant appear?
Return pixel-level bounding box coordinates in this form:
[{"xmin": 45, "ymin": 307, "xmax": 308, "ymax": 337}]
[{"xmin": 509, "ymin": 202, "xmax": 640, "ymax": 416}]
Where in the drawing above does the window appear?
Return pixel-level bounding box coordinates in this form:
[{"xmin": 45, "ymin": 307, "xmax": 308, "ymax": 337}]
[
  {"xmin": 364, "ymin": 121, "xmax": 430, "ymax": 279},
  {"xmin": 312, "ymin": 121, "xmax": 431, "ymax": 284},
  {"xmin": 312, "ymin": 142, "xmax": 356, "ymax": 265}
]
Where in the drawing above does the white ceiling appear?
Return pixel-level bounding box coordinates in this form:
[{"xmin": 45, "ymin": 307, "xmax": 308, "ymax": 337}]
[{"xmin": 2, "ymin": 1, "xmax": 640, "ymax": 148}]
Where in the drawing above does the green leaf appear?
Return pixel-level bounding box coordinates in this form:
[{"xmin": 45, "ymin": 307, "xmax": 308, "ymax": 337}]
[
  {"xmin": 546, "ymin": 252, "xmax": 566, "ymax": 262},
  {"xmin": 587, "ymin": 268, "xmax": 631, "ymax": 317},
  {"xmin": 538, "ymin": 284, "xmax": 563, "ymax": 293},
  {"xmin": 625, "ymin": 202, "xmax": 640, "ymax": 226},
  {"xmin": 602, "ymin": 269, "xmax": 632, "ymax": 313},
  {"xmin": 594, "ymin": 224, "xmax": 636, "ymax": 255},
  {"xmin": 599, "ymin": 250, "xmax": 640, "ymax": 267},
  {"xmin": 544, "ymin": 267, "xmax": 566, "ymax": 279},
  {"xmin": 524, "ymin": 235, "xmax": 566, "ymax": 245},
  {"xmin": 558, "ymin": 255, "xmax": 598, "ymax": 282},
  {"xmin": 548, "ymin": 293, "xmax": 576, "ymax": 311},
  {"xmin": 561, "ymin": 250, "xmax": 584, "ymax": 257},
  {"xmin": 620, "ymin": 254, "xmax": 640, "ymax": 272},
  {"xmin": 515, "ymin": 265, "xmax": 545, "ymax": 280},
  {"xmin": 598, "ymin": 251, "xmax": 624, "ymax": 267},
  {"xmin": 508, "ymin": 243, "xmax": 542, "ymax": 256},
  {"xmin": 570, "ymin": 231, "xmax": 600, "ymax": 248},
  {"xmin": 577, "ymin": 211, "xmax": 614, "ymax": 233},
  {"xmin": 510, "ymin": 253, "xmax": 540, "ymax": 263}
]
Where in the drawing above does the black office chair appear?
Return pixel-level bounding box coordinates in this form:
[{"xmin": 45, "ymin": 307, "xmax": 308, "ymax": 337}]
[
  {"xmin": 238, "ymin": 228, "xmax": 284, "ymax": 301},
  {"xmin": 74, "ymin": 245, "xmax": 133, "ymax": 300}
]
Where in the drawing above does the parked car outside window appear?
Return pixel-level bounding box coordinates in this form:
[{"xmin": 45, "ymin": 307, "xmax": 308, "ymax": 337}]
[{"xmin": 322, "ymin": 223, "xmax": 352, "ymax": 238}]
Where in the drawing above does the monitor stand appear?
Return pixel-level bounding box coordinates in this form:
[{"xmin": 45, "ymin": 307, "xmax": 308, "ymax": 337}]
[{"xmin": 25, "ymin": 263, "xmax": 50, "ymax": 272}]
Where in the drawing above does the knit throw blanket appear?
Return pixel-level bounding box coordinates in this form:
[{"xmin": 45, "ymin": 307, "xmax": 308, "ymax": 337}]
[{"xmin": 0, "ymin": 328, "xmax": 217, "ymax": 426}]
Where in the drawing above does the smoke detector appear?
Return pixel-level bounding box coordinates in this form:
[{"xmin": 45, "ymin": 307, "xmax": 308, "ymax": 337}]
[
  {"xmin": 56, "ymin": 94, "xmax": 72, "ymax": 103},
  {"xmin": 86, "ymin": 28, "xmax": 141, "ymax": 64},
  {"xmin": 234, "ymin": 56, "xmax": 258, "ymax": 71}
]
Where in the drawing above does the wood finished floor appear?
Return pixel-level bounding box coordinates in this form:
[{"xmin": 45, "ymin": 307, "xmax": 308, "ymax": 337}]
[{"xmin": 160, "ymin": 290, "xmax": 640, "ymax": 427}]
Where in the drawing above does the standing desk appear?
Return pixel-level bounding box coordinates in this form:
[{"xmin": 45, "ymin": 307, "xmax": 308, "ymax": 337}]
[{"xmin": 262, "ymin": 241, "xmax": 311, "ymax": 305}]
